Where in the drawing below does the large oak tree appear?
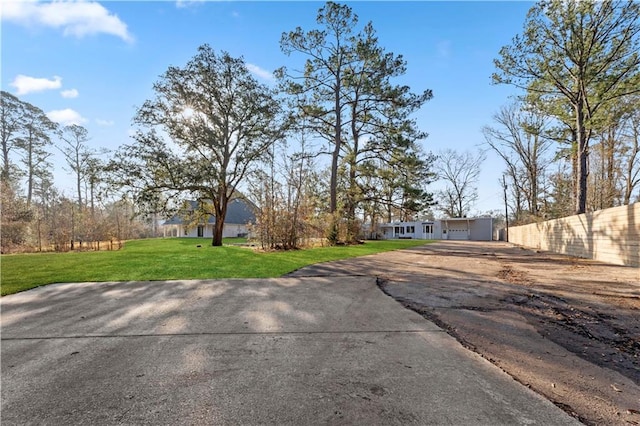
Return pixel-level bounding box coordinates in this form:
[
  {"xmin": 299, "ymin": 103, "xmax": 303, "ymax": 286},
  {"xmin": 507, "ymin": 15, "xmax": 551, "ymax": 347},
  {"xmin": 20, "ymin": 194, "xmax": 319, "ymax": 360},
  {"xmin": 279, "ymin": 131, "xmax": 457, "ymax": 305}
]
[{"xmin": 109, "ymin": 45, "xmax": 288, "ymax": 246}]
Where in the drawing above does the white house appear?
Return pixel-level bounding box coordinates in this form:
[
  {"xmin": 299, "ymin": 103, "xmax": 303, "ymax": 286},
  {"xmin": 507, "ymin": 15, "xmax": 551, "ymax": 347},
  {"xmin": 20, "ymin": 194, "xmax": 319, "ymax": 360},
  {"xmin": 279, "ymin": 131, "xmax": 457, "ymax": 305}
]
[
  {"xmin": 379, "ymin": 217, "xmax": 493, "ymax": 241},
  {"xmin": 162, "ymin": 198, "xmax": 256, "ymax": 238}
]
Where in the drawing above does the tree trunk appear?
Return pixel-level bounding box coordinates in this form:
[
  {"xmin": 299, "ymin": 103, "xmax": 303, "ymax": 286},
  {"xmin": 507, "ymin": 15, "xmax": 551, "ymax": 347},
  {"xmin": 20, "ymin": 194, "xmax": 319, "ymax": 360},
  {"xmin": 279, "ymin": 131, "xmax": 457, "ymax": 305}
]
[
  {"xmin": 605, "ymin": 129, "xmax": 616, "ymax": 208},
  {"xmin": 70, "ymin": 205, "xmax": 75, "ymax": 251},
  {"xmin": 329, "ymin": 69, "xmax": 342, "ymax": 215},
  {"xmin": 529, "ymin": 136, "xmax": 538, "ymax": 217},
  {"xmin": 623, "ymin": 130, "xmax": 639, "ymax": 205},
  {"xmin": 76, "ymin": 158, "xmax": 83, "ymax": 208},
  {"xmin": 532, "ymin": 157, "xmax": 538, "ymax": 217},
  {"xmin": 330, "ymin": 145, "xmax": 340, "ymax": 214},
  {"xmin": 1, "ymin": 135, "xmax": 10, "ymax": 183},
  {"xmin": 212, "ymin": 218, "xmax": 224, "ymax": 246},
  {"xmin": 90, "ymin": 179, "xmax": 95, "ymax": 219},
  {"xmin": 26, "ymin": 141, "xmax": 33, "ymax": 208},
  {"xmin": 575, "ymin": 102, "xmax": 588, "ymax": 215},
  {"xmin": 346, "ymin": 102, "xmax": 360, "ymax": 242},
  {"xmin": 212, "ymin": 196, "xmax": 228, "ymax": 247}
]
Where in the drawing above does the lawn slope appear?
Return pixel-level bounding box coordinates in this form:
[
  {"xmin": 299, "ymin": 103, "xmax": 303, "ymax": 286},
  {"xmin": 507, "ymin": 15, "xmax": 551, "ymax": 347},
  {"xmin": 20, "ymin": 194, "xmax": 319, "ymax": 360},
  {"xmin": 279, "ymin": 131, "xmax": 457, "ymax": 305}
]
[{"xmin": 1, "ymin": 238, "xmax": 429, "ymax": 296}]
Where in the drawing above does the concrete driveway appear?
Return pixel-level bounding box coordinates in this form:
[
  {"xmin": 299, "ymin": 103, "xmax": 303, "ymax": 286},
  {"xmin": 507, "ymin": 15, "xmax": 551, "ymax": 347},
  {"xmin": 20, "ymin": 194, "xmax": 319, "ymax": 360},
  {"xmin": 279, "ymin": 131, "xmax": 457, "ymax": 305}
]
[{"xmin": 1, "ymin": 277, "xmax": 579, "ymax": 425}]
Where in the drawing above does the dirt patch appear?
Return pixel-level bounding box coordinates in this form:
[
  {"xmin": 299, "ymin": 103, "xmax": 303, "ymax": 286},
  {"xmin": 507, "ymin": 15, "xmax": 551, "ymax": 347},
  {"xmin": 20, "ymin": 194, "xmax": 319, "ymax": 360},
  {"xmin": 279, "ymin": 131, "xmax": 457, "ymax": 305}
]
[
  {"xmin": 500, "ymin": 292, "xmax": 640, "ymax": 383},
  {"xmin": 497, "ymin": 264, "xmax": 534, "ymax": 286},
  {"xmin": 287, "ymin": 241, "xmax": 640, "ymax": 425}
]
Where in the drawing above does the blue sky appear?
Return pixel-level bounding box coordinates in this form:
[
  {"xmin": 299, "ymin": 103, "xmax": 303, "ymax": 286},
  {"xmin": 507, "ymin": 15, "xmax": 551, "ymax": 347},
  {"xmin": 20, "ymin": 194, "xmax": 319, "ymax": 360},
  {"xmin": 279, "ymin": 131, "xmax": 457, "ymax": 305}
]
[{"xmin": 2, "ymin": 0, "xmax": 534, "ymax": 215}]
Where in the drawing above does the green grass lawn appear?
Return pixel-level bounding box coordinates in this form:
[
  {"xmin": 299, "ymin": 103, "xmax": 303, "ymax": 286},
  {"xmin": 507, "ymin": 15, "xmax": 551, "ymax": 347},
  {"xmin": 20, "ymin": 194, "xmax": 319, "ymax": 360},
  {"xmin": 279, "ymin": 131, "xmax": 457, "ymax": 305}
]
[{"xmin": 1, "ymin": 238, "xmax": 430, "ymax": 296}]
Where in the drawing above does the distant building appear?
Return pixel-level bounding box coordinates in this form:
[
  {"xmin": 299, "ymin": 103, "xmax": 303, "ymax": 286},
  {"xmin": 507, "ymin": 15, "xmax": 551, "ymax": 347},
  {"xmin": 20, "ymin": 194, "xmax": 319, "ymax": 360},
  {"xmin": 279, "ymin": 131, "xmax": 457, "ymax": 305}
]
[
  {"xmin": 162, "ymin": 198, "xmax": 256, "ymax": 238},
  {"xmin": 379, "ymin": 217, "xmax": 493, "ymax": 241}
]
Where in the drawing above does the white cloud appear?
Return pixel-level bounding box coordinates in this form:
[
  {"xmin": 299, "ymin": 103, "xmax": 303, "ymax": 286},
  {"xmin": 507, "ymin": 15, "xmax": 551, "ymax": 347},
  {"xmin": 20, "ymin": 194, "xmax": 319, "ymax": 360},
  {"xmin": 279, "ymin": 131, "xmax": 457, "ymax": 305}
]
[
  {"xmin": 96, "ymin": 118, "xmax": 114, "ymax": 126},
  {"xmin": 246, "ymin": 63, "xmax": 274, "ymax": 82},
  {"xmin": 176, "ymin": 0, "xmax": 204, "ymax": 9},
  {"xmin": 1, "ymin": 0, "xmax": 133, "ymax": 43},
  {"xmin": 47, "ymin": 108, "xmax": 87, "ymax": 126},
  {"xmin": 11, "ymin": 74, "xmax": 62, "ymax": 95},
  {"xmin": 61, "ymin": 88, "xmax": 79, "ymax": 98}
]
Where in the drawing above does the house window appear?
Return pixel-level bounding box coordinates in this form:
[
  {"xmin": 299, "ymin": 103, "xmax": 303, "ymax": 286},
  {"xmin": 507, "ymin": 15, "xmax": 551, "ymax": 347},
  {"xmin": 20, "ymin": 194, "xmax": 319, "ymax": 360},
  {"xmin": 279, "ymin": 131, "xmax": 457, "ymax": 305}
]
[
  {"xmin": 197, "ymin": 225, "xmax": 204, "ymax": 237},
  {"xmin": 423, "ymin": 224, "xmax": 433, "ymax": 234},
  {"xmin": 406, "ymin": 226, "xmax": 415, "ymax": 233},
  {"xmin": 184, "ymin": 227, "xmax": 188, "ymax": 236},
  {"xmin": 394, "ymin": 226, "xmax": 404, "ymax": 235}
]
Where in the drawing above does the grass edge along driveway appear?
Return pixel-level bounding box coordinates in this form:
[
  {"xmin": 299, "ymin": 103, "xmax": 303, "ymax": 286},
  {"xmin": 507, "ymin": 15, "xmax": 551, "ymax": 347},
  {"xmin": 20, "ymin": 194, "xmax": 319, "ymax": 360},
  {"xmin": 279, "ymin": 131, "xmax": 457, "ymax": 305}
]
[{"xmin": 1, "ymin": 238, "xmax": 430, "ymax": 296}]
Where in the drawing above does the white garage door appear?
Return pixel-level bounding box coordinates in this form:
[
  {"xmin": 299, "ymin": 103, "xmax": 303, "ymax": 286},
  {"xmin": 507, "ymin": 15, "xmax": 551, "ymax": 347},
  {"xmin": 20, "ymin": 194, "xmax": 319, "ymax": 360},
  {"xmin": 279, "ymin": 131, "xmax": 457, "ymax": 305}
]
[{"xmin": 447, "ymin": 228, "xmax": 469, "ymax": 240}]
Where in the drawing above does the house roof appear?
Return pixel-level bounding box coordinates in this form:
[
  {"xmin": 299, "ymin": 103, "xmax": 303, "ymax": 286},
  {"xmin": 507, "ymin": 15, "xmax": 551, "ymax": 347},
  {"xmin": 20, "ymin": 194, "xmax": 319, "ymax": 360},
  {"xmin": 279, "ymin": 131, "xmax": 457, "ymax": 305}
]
[{"xmin": 163, "ymin": 198, "xmax": 256, "ymax": 226}]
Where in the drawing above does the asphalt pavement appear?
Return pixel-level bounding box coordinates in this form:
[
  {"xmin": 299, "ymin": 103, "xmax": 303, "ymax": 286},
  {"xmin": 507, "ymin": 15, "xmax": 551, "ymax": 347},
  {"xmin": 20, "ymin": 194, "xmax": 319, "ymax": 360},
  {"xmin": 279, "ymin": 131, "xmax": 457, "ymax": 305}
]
[{"xmin": 1, "ymin": 277, "xmax": 581, "ymax": 425}]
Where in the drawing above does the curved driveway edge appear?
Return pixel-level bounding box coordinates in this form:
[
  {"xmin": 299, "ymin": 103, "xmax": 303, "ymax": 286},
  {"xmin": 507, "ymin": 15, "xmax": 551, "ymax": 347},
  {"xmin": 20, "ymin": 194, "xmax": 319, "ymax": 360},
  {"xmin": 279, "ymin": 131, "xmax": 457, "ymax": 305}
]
[{"xmin": 2, "ymin": 277, "xmax": 579, "ymax": 425}]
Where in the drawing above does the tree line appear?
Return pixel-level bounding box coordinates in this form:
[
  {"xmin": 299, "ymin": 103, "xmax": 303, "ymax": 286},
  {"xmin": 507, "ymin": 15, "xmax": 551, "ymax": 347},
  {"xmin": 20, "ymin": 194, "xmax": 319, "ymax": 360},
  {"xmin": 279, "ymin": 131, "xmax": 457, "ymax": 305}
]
[
  {"xmin": 2, "ymin": 1, "xmax": 638, "ymax": 251},
  {"xmin": 489, "ymin": 0, "xmax": 640, "ymax": 224},
  {"xmin": 1, "ymin": 92, "xmax": 153, "ymax": 253},
  {"xmin": 107, "ymin": 2, "xmax": 439, "ymax": 248}
]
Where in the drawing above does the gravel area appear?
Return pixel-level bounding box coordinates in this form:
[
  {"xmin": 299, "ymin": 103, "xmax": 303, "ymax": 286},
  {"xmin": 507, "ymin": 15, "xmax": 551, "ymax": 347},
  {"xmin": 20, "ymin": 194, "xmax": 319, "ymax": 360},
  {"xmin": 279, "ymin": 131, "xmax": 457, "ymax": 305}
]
[{"xmin": 287, "ymin": 240, "xmax": 640, "ymax": 425}]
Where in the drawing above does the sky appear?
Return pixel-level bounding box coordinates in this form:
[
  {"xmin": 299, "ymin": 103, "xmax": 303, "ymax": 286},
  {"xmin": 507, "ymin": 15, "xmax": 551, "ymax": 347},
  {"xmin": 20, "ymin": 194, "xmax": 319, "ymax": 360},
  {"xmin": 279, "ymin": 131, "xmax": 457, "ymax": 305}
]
[{"xmin": 1, "ymin": 0, "xmax": 535, "ymax": 216}]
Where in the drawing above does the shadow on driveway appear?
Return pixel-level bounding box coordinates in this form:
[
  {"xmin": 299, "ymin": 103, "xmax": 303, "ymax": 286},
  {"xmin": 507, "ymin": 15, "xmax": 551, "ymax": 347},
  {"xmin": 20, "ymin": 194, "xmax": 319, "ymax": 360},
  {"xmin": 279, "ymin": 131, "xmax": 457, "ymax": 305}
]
[{"xmin": 1, "ymin": 275, "xmax": 578, "ymax": 425}]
